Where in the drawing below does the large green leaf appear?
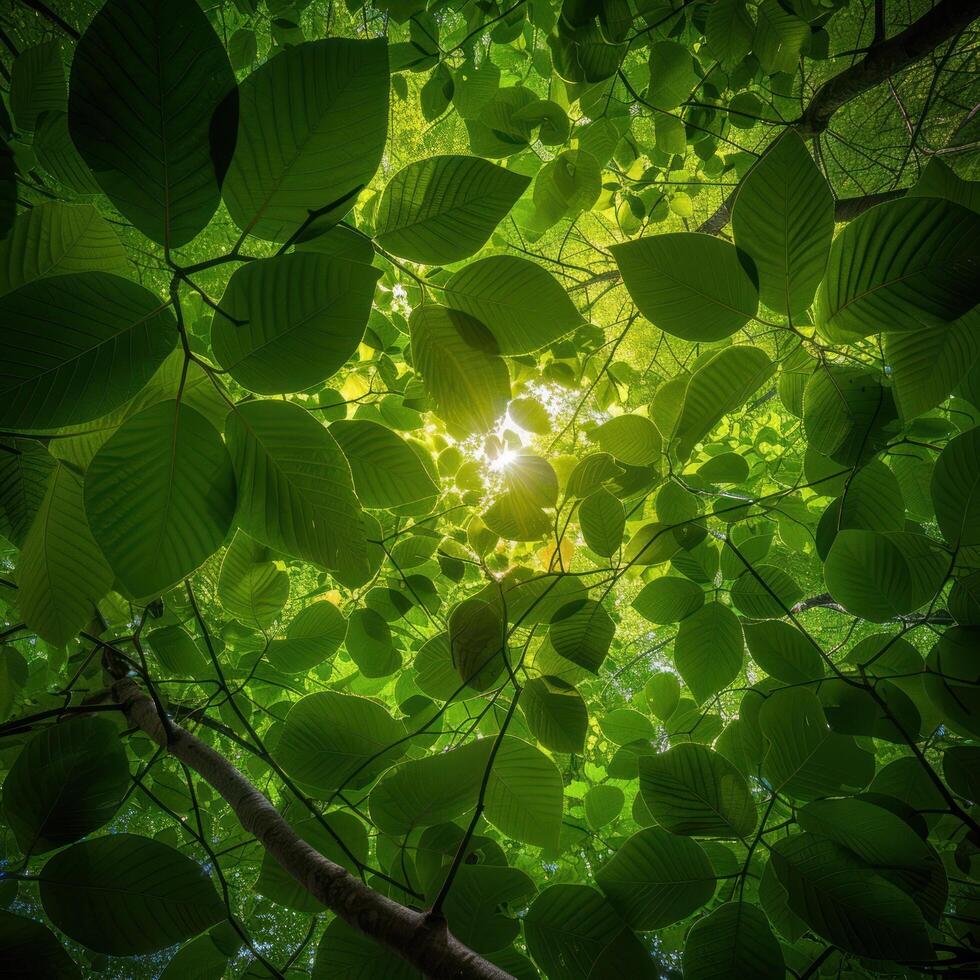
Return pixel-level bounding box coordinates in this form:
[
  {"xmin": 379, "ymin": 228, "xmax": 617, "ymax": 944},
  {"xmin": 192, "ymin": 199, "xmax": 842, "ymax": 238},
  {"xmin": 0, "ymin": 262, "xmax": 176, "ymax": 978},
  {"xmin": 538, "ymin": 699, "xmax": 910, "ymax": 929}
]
[
  {"xmin": 211, "ymin": 252, "xmax": 379, "ymax": 394},
  {"xmin": 824, "ymin": 529, "xmax": 949, "ymax": 621},
  {"xmin": 639, "ymin": 743, "xmax": 757, "ymax": 838},
  {"xmin": 330, "ymin": 419, "xmax": 439, "ymax": 508},
  {"xmin": 225, "ymin": 400, "xmax": 368, "ymax": 582},
  {"xmin": 16, "ymin": 463, "xmax": 112, "ymax": 646},
  {"xmin": 0, "ymin": 909, "xmax": 80, "ymax": 979},
  {"xmin": 731, "ymin": 130, "xmax": 833, "ymax": 317},
  {"xmin": 39, "ymin": 835, "xmax": 224, "ymax": 955},
  {"xmin": 596, "ymin": 827, "xmax": 716, "ymax": 929},
  {"xmin": 683, "ymin": 902, "xmax": 784, "ymax": 980},
  {"xmin": 931, "ymin": 426, "xmax": 980, "ymax": 550},
  {"xmin": 374, "ymin": 155, "xmax": 529, "ymax": 264},
  {"xmin": 223, "ymin": 38, "xmax": 389, "ymax": 241},
  {"xmin": 524, "ymin": 885, "xmax": 657, "ymax": 980},
  {"xmin": 611, "ymin": 233, "xmax": 759, "ymax": 342},
  {"xmin": 672, "ymin": 346, "xmax": 773, "ymax": 460},
  {"xmin": 2, "ymin": 716, "xmax": 129, "ymax": 856},
  {"xmin": 673, "ymin": 602, "xmax": 743, "ymax": 704},
  {"xmin": 0, "ymin": 439, "xmax": 56, "ymax": 548},
  {"xmin": 10, "ymin": 41, "xmax": 65, "ymax": 132},
  {"xmin": 814, "ymin": 197, "xmax": 980, "ymax": 339},
  {"xmin": 0, "ymin": 203, "xmax": 127, "ymax": 295},
  {"xmin": 759, "ymin": 688, "xmax": 875, "ymax": 800},
  {"xmin": 274, "ymin": 691, "xmax": 406, "ymax": 796},
  {"xmin": 85, "ymin": 400, "xmax": 236, "ymax": 598},
  {"xmin": 216, "ymin": 529, "xmax": 289, "ymax": 630},
  {"xmin": 522, "ymin": 676, "xmax": 588, "ymax": 753},
  {"xmin": 769, "ymin": 832, "xmax": 934, "ymax": 961},
  {"xmin": 267, "ymin": 600, "xmax": 347, "ymax": 673},
  {"xmin": 69, "ymin": 0, "xmax": 237, "ymax": 247},
  {"xmin": 443, "ymin": 255, "xmax": 583, "ymax": 354},
  {"xmin": 313, "ymin": 917, "xmax": 420, "ymax": 980},
  {"xmin": 0, "ymin": 272, "xmax": 176, "ymax": 429},
  {"xmin": 409, "ymin": 304, "xmax": 511, "ymax": 434},
  {"xmin": 548, "ymin": 598, "xmax": 614, "ymax": 673}
]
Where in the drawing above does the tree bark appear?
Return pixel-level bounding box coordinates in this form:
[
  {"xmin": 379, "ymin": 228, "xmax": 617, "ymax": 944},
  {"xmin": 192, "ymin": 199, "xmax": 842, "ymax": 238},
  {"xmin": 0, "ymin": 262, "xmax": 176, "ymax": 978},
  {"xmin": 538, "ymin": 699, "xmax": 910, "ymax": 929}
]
[
  {"xmin": 797, "ymin": 0, "xmax": 980, "ymax": 135},
  {"xmin": 112, "ymin": 677, "xmax": 514, "ymax": 980}
]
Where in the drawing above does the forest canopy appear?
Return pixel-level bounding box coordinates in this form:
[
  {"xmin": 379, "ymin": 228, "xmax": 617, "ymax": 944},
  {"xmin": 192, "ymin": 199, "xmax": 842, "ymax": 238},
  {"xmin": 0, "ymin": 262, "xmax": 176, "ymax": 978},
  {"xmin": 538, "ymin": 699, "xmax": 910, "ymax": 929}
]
[{"xmin": 0, "ymin": 0, "xmax": 979, "ymax": 978}]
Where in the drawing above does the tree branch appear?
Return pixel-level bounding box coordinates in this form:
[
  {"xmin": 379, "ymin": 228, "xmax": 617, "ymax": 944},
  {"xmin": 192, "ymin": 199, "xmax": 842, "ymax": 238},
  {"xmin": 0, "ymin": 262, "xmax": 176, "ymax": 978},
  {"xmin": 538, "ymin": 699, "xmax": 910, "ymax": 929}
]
[
  {"xmin": 797, "ymin": 0, "xmax": 980, "ymax": 136},
  {"xmin": 110, "ymin": 676, "xmax": 513, "ymax": 980}
]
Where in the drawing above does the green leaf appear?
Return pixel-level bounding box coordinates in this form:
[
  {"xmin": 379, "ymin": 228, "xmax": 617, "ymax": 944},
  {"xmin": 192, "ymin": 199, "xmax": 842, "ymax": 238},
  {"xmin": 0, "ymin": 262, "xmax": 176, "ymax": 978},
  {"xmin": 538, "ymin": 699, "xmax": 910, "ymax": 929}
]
[
  {"xmin": 673, "ymin": 602, "xmax": 743, "ymax": 704},
  {"xmin": 345, "ymin": 606, "xmax": 401, "ymax": 678},
  {"xmin": 0, "ymin": 439, "xmax": 56, "ymax": 548},
  {"xmin": 743, "ymin": 620, "xmax": 824, "ymax": 684},
  {"xmin": 0, "ymin": 908, "xmax": 80, "ymax": 979},
  {"xmin": 611, "ymin": 233, "xmax": 759, "ymax": 342},
  {"xmin": 16, "ymin": 463, "xmax": 112, "ymax": 647},
  {"xmin": 0, "ymin": 203, "xmax": 127, "ymax": 296},
  {"xmin": 729, "ymin": 564, "xmax": 802, "ymax": 619},
  {"xmin": 39, "ymin": 834, "xmax": 224, "ymax": 955},
  {"xmin": 909, "ymin": 157, "xmax": 980, "ymax": 214},
  {"xmin": 597, "ymin": 827, "xmax": 716, "ymax": 929},
  {"xmin": 925, "ymin": 626, "xmax": 980, "ymax": 738},
  {"xmin": 524, "ymin": 885, "xmax": 657, "ymax": 980},
  {"xmin": 598, "ymin": 708, "xmax": 655, "ymax": 745},
  {"xmin": 590, "ymin": 414, "xmax": 662, "ymax": 466},
  {"xmin": 633, "ymin": 576, "xmax": 704, "ymax": 624},
  {"xmin": 313, "ymin": 917, "xmax": 420, "ymax": 980},
  {"xmin": 85, "ymin": 400, "xmax": 236, "ymax": 598},
  {"xmin": 371, "ymin": 736, "xmax": 562, "ymax": 848},
  {"xmin": 759, "ymin": 688, "xmax": 875, "ymax": 800},
  {"xmin": 223, "ymin": 38, "xmax": 389, "ymax": 242},
  {"xmin": 267, "ymin": 600, "xmax": 347, "ymax": 673},
  {"xmin": 522, "ymin": 676, "xmax": 588, "ymax": 753},
  {"xmin": 814, "ymin": 197, "xmax": 980, "ymax": 339},
  {"xmin": 0, "ymin": 272, "xmax": 176, "ymax": 429},
  {"xmin": 584, "ymin": 784, "xmax": 624, "ymax": 829},
  {"xmin": 797, "ymin": 797, "xmax": 947, "ymax": 925},
  {"xmin": 549, "ymin": 598, "xmax": 614, "ymax": 673},
  {"xmin": 211, "ymin": 252, "xmax": 379, "ymax": 394},
  {"xmin": 673, "ymin": 346, "xmax": 773, "ymax": 460},
  {"xmin": 146, "ymin": 625, "xmax": 209, "ymax": 675},
  {"xmin": 731, "ymin": 130, "xmax": 833, "ymax": 317},
  {"xmin": 931, "ymin": 426, "xmax": 980, "ymax": 550},
  {"xmin": 330, "ymin": 419, "xmax": 439, "ymax": 508},
  {"xmin": 217, "ymin": 530, "xmax": 289, "ymax": 630},
  {"xmin": 409, "ymin": 305, "xmax": 511, "ymax": 434},
  {"xmin": 639, "ymin": 743, "xmax": 757, "ymax": 838},
  {"xmin": 10, "ymin": 42, "xmax": 65, "ymax": 132},
  {"xmin": 770, "ymin": 832, "xmax": 934, "ymax": 961},
  {"xmin": 579, "ymin": 488, "xmax": 625, "ymax": 557},
  {"xmin": 375, "ymin": 155, "xmax": 529, "ymax": 264},
  {"xmin": 449, "ymin": 597, "xmax": 506, "ymax": 691},
  {"xmin": 705, "ymin": 0, "xmax": 755, "ymax": 67},
  {"xmin": 885, "ymin": 309, "xmax": 980, "ymax": 420},
  {"xmin": 443, "ymin": 254, "xmax": 583, "ymax": 354},
  {"xmin": 683, "ymin": 901, "xmax": 784, "ymax": 980},
  {"xmin": 225, "ymin": 400, "xmax": 369, "ymax": 582},
  {"xmin": 2, "ymin": 716, "xmax": 128, "ymax": 855},
  {"xmin": 824, "ymin": 529, "xmax": 948, "ymax": 621},
  {"xmin": 69, "ymin": 0, "xmax": 237, "ymax": 247},
  {"xmin": 274, "ymin": 691, "xmax": 407, "ymax": 797},
  {"xmin": 645, "ymin": 671, "xmax": 681, "ymax": 720}
]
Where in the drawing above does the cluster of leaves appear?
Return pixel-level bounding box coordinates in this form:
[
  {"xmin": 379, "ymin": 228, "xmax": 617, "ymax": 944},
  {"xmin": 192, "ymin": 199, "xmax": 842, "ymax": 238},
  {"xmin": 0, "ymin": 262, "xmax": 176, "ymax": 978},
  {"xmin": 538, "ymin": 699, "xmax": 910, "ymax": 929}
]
[{"xmin": 0, "ymin": 0, "xmax": 979, "ymax": 978}]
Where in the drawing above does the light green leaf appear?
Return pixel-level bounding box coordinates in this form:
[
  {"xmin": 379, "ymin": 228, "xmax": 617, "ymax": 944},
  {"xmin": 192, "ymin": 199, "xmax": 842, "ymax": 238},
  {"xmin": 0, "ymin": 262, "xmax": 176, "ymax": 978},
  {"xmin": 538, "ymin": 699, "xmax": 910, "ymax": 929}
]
[
  {"xmin": 444, "ymin": 255, "xmax": 583, "ymax": 354},
  {"xmin": 683, "ymin": 901, "xmax": 784, "ymax": 980},
  {"xmin": 16, "ymin": 464, "xmax": 112, "ymax": 647},
  {"xmin": 375, "ymin": 155, "xmax": 529, "ymax": 264},
  {"xmin": 590, "ymin": 415, "xmax": 662, "ymax": 466},
  {"xmin": 673, "ymin": 602, "xmax": 743, "ymax": 704},
  {"xmin": 579, "ymin": 488, "xmax": 626, "ymax": 557},
  {"xmin": 611, "ymin": 234, "xmax": 759, "ymax": 342},
  {"xmin": 633, "ymin": 576, "xmax": 704, "ymax": 624},
  {"xmin": 225, "ymin": 400, "xmax": 368, "ymax": 582},
  {"xmin": 212, "ymin": 252, "xmax": 379, "ymax": 394},
  {"xmin": 85, "ymin": 400, "xmax": 236, "ymax": 599},
  {"xmin": 267, "ymin": 600, "xmax": 347, "ymax": 673},
  {"xmin": 217, "ymin": 530, "xmax": 289, "ymax": 630},
  {"xmin": 731, "ymin": 130, "xmax": 833, "ymax": 317}
]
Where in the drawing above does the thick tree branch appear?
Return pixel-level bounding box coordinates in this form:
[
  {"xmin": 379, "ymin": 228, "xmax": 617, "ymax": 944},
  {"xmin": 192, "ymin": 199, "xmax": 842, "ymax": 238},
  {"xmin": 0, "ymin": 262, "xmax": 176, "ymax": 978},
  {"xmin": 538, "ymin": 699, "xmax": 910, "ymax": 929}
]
[
  {"xmin": 797, "ymin": 0, "xmax": 980, "ymax": 135},
  {"xmin": 111, "ymin": 676, "xmax": 513, "ymax": 980}
]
